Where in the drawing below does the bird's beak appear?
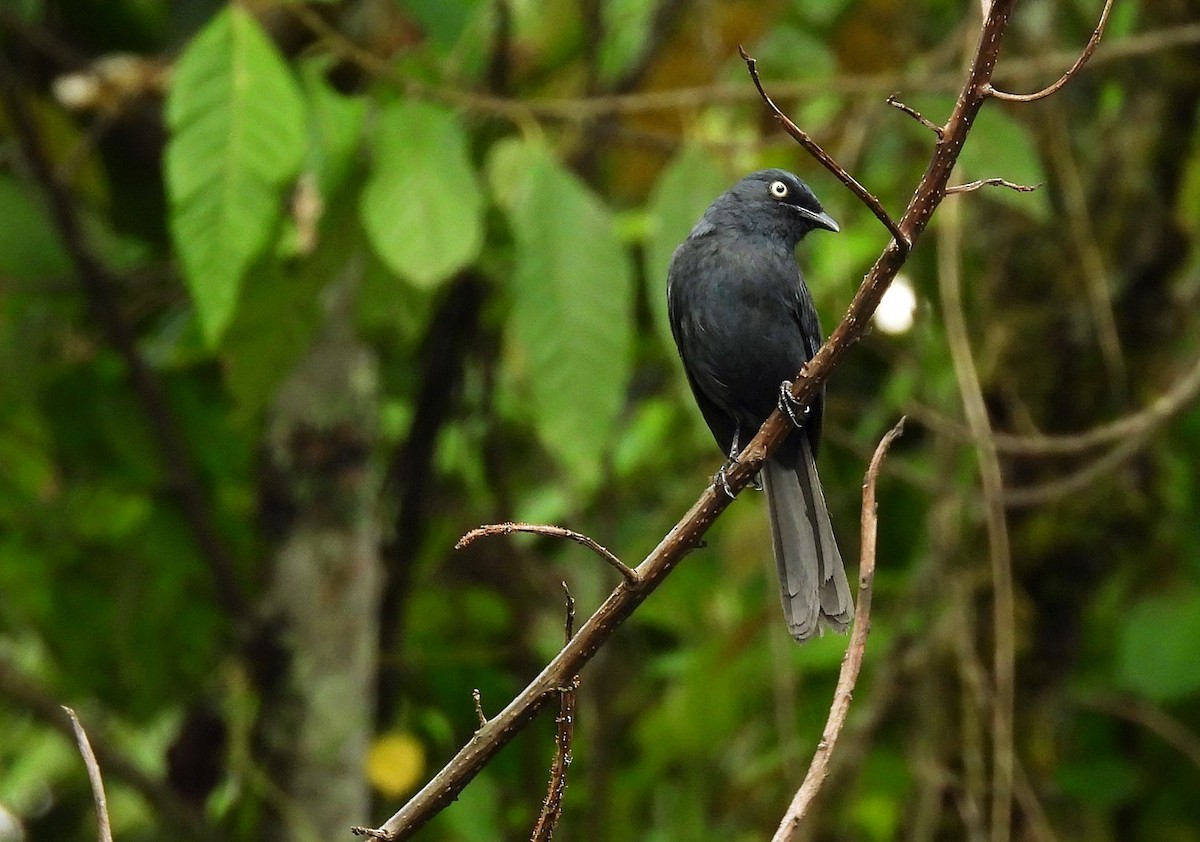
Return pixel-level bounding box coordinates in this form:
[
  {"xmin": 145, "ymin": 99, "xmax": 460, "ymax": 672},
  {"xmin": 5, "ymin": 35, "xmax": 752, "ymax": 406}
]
[{"xmin": 799, "ymin": 207, "xmax": 839, "ymax": 233}]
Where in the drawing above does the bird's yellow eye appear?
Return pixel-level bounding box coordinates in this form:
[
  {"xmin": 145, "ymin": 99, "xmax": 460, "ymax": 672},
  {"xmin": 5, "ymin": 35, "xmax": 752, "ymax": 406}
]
[{"xmin": 768, "ymin": 180, "xmax": 789, "ymax": 199}]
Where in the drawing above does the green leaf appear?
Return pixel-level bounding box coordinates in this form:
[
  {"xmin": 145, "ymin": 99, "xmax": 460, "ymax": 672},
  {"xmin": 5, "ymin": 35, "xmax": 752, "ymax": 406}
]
[
  {"xmin": 360, "ymin": 100, "xmax": 484, "ymax": 290},
  {"xmin": 0, "ymin": 176, "xmax": 72, "ymax": 280},
  {"xmin": 1116, "ymin": 589, "xmax": 1200, "ymax": 701},
  {"xmin": 164, "ymin": 7, "xmax": 306, "ymax": 345},
  {"xmin": 489, "ymin": 139, "xmax": 634, "ymax": 486},
  {"xmin": 644, "ymin": 144, "xmax": 728, "ymax": 354}
]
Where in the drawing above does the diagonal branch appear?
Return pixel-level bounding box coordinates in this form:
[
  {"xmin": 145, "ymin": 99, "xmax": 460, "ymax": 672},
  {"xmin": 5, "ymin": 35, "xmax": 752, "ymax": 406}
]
[
  {"xmin": 987, "ymin": 0, "xmax": 1115, "ymax": 102},
  {"xmin": 739, "ymin": 45, "xmax": 910, "ymax": 252},
  {"xmin": 771, "ymin": 418, "xmax": 905, "ymax": 841}
]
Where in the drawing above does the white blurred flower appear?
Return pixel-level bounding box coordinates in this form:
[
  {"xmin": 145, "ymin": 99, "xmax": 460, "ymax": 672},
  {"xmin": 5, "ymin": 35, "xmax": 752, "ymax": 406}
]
[{"xmin": 875, "ymin": 275, "xmax": 917, "ymax": 335}]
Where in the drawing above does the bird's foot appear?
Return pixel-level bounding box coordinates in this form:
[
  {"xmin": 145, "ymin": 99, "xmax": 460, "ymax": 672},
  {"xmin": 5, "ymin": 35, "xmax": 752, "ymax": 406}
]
[
  {"xmin": 778, "ymin": 380, "xmax": 811, "ymax": 429},
  {"xmin": 713, "ymin": 462, "xmax": 736, "ymax": 500},
  {"xmin": 716, "ymin": 427, "xmax": 760, "ymax": 495},
  {"xmin": 716, "ymin": 426, "xmax": 763, "ymax": 495}
]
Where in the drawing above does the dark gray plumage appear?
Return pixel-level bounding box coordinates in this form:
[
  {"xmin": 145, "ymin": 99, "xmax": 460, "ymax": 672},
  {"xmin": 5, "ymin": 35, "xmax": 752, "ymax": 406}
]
[{"xmin": 667, "ymin": 169, "xmax": 851, "ymax": 642}]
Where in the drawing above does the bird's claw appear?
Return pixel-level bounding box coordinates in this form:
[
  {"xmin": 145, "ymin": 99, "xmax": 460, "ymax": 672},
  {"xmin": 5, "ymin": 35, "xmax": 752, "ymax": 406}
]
[
  {"xmin": 778, "ymin": 380, "xmax": 811, "ymax": 429},
  {"xmin": 713, "ymin": 463, "xmax": 736, "ymax": 500},
  {"xmin": 713, "ymin": 458, "xmax": 761, "ymax": 497}
]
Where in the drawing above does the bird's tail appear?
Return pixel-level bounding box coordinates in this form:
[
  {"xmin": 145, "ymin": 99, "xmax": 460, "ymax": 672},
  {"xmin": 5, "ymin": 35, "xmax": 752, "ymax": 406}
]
[{"xmin": 761, "ymin": 438, "xmax": 853, "ymax": 642}]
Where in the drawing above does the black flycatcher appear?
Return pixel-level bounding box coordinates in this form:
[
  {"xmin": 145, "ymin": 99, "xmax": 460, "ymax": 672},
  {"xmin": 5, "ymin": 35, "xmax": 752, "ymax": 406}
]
[{"xmin": 667, "ymin": 169, "xmax": 851, "ymax": 642}]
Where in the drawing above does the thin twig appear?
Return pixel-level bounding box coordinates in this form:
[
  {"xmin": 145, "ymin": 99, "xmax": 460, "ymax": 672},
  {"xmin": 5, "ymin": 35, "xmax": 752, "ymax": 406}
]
[
  {"xmin": 739, "ymin": 45, "xmax": 911, "ymax": 252},
  {"xmin": 472, "ymin": 690, "xmax": 488, "ymax": 728},
  {"xmin": 63, "ymin": 706, "xmax": 115, "ymax": 842},
  {"xmin": 771, "ymin": 418, "xmax": 905, "ymax": 841},
  {"xmin": 457, "ymin": 523, "xmax": 639, "ymax": 585},
  {"xmin": 945, "ymin": 178, "xmax": 1040, "ymax": 194},
  {"xmin": 886, "ymin": 94, "xmax": 944, "ymax": 137},
  {"xmin": 987, "ymin": 0, "xmax": 1115, "ymax": 102},
  {"xmin": 530, "ymin": 583, "xmax": 580, "ymax": 842}
]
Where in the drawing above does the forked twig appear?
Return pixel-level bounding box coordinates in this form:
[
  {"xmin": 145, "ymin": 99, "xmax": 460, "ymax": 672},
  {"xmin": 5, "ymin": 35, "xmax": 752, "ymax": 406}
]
[
  {"xmin": 771, "ymin": 419, "xmax": 905, "ymax": 841},
  {"xmin": 457, "ymin": 522, "xmax": 639, "ymax": 585},
  {"xmin": 739, "ymin": 45, "xmax": 911, "ymax": 252}
]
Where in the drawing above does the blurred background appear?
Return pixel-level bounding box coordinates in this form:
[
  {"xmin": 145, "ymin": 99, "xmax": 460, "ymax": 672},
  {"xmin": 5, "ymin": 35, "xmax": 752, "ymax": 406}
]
[{"xmin": 2, "ymin": 0, "xmax": 1200, "ymax": 840}]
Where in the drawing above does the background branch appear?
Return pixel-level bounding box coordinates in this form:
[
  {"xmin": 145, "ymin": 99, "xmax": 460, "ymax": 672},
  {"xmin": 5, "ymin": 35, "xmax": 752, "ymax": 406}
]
[
  {"xmin": 938, "ymin": 197, "xmax": 1015, "ymax": 842},
  {"xmin": 0, "ymin": 56, "xmax": 248, "ymax": 621},
  {"xmin": 908, "ymin": 351, "xmax": 1200, "ymax": 454}
]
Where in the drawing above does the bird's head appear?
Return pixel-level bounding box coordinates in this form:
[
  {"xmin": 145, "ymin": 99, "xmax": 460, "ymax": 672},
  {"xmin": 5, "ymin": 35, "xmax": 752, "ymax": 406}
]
[{"xmin": 709, "ymin": 169, "xmax": 838, "ymax": 245}]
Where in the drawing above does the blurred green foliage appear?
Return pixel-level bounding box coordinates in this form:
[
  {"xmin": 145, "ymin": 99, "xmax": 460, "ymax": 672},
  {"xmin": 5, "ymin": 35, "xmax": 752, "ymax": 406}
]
[{"xmin": 2, "ymin": 0, "xmax": 1200, "ymax": 840}]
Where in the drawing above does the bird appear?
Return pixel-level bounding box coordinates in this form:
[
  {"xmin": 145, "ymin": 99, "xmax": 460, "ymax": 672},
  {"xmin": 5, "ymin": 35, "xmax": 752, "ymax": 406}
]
[{"xmin": 666, "ymin": 169, "xmax": 851, "ymax": 642}]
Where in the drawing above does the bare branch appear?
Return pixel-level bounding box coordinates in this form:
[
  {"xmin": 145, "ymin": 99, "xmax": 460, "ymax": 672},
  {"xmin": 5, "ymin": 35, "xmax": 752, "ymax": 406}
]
[
  {"xmin": 886, "ymin": 93, "xmax": 944, "ymax": 137},
  {"xmin": 739, "ymin": 45, "xmax": 911, "ymax": 252},
  {"xmin": 457, "ymin": 522, "xmax": 639, "ymax": 585},
  {"xmin": 945, "ymin": 177, "xmax": 1040, "ymax": 194},
  {"xmin": 771, "ymin": 418, "xmax": 905, "ymax": 841},
  {"xmin": 987, "ymin": 0, "xmax": 1115, "ymax": 102},
  {"xmin": 530, "ymin": 584, "xmax": 580, "ymax": 842},
  {"xmin": 64, "ymin": 707, "xmax": 114, "ymax": 842},
  {"xmin": 1001, "ymin": 436, "xmax": 1143, "ymax": 508}
]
